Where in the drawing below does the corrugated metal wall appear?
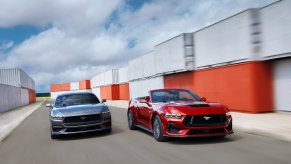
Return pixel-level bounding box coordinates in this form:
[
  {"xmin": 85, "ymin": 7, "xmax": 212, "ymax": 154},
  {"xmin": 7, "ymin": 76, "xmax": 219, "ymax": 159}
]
[
  {"xmin": 142, "ymin": 51, "xmax": 156, "ymax": 78},
  {"xmin": 194, "ymin": 10, "xmax": 256, "ymax": 68},
  {"xmin": 0, "ymin": 84, "xmax": 21, "ymax": 112},
  {"xmin": 118, "ymin": 66, "xmax": 129, "ymax": 84},
  {"xmin": 70, "ymin": 82, "xmax": 79, "ymax": 91},
  {"xmin": 261, "ymin": 0, "xmax": 291, "ymax": 59},
  {"xmin": 0, "ymin": 84, "xmax": 32, "ymax": 112},
  {"xmin": 129, "ymin": 57, "xmax": 143, "ymax": 81},
  {"xmin": 164, "ymin": 62, "xmax": 273, "ymax": 113},
  {"xmin": 92, "ymin": 87, "xmax": 101, "ymax": 100},
  {"xmin": 155, "ymin": 33, "xmax": 194, "ymax": 74},
  {"xmin": 0, "ymin": 68, "xmax": 35, "ymax": 90},
  {"xmin": 273, "ymin": 58, "xmax": 291, "ymax": 112},
  {"xmin": 129, "ymin": 76, "xmax": 164, "ymax": 99},
  {"xmin": 0, "ymin": 68, "xmax": 35, "ymax": 112}
]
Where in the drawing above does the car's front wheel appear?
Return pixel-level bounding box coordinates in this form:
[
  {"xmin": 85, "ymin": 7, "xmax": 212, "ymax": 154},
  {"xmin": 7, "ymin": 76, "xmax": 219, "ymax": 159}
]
[
  {"xmin": 50, "ymin": 131, "xmax": 57, "ymax": 139},
  {"xmin": 153, "ymin": 115, "xmax": 167, "ymax": 142},
  {"xmin": 127, "ymin": 110, "xmax": 136, "ymax": 130}
]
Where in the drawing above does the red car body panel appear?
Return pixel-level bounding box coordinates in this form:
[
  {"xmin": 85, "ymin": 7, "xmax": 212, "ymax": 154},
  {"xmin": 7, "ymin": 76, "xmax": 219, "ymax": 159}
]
[{"xmin": 128, "ymin": 89, "xmax": 233, "ymax": 137}]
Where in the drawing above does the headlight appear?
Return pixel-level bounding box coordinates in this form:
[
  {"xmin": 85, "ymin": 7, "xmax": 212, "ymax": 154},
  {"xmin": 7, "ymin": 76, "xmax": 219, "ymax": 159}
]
[
  {"xmin": 164, "ymin": 113, "xmax": 182, "ymax": 119},
  {"xmin": 51, "ymin": 115, "xmax": 63, "ymax": 120},
  {"xmin": 226, "ymin": 112, "xmax": 231, "ymax": 117},
  {"xmin": 102, "ymin": 111, "xmax": 111, "ymax": 115}
]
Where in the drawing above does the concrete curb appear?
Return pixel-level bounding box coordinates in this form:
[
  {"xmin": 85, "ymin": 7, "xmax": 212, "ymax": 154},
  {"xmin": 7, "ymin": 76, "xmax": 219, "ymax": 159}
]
[
  {"xmin": 234, "ymin": 127, "xmax": 291, "ymax": 143},
  {"xmin": 0, "ymin": 101, "xmax": 44, "ymax": 142}
]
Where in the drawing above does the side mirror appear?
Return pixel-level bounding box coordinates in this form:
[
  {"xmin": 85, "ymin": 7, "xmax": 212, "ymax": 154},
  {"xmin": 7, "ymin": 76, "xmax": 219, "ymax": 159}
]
[
  {"xmin": 201, "ymin": 97, "xmax": 207, "ymax": 102},
  {"xmin": 139, "ymin": 98, "xmax": 147, "ymax": 103},
  {"xmin": 102, "ymin": 99, "xmax": 107, "ymax": 103},
  {"xmin": 46, "ymin": 103, "xmax": 52, "ymax": 108},
  {"xmin": 140, "ymin": 96, "xmax": 150, "ymax": 103}
]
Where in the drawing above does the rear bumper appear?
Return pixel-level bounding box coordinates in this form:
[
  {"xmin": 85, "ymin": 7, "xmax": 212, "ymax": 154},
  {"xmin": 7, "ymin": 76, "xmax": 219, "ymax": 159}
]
[{"xmin": 50, "ymin": 118, "xmax": 111, "ymax": 135}]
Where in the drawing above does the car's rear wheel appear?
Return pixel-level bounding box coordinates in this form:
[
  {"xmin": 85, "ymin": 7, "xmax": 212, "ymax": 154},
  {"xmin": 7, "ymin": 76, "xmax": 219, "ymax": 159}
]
[
  {"xmin": 127, "ymin": 110, "xmax": 136, "ymax": 130},
  {"xmin": 153, "ymin": 115, "xmax": 167, "ymax": 142}
]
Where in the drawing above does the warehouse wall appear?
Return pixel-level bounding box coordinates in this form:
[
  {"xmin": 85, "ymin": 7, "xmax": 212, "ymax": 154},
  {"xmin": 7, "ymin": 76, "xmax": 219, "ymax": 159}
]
[
  {"xmin": 129, "ymin": 57, "xmax": 143, "ymax": 80},
  {"xmin": 79, "ymin": 80, "xmax": 91, "ymax": 89},
  {"xmin": 0, "ymin": 84, "xmax": 21, "ymax": 112},
  {"xmin": 194, "ymin": 10, "xmax": 256, "ymax": 68},
  {"xmin": 130, "ymin": 76, "xmax": 164, "ymax": 99},
  {"xmin": 118, "ymin": 66, "xmax": 129, "ymax": 84},
  {"xmin": 50, "ymin": 83, "xmax": 70, "ymax": 92},
  {"xmin": 142, "ymin": 51, "xmax": 156, "ymax": 77},
  {"xmin": 164, "ymin": 62, "xmax": 273, "ymax": 113},
  {"xmin": 119, "ymin": 83, "xmax": 130, "ymax": 100},
  {"xmin": 0, "ymin": 84, "xmax": 34, "ymax": 112},
  {"xmin": 0, "ymin": 68, "xmax": 35, "ymax": 90},
  {"xmin": 155, "ymin": 33, "xmax": 194, "ymax": 74},
  {"xmin": 273, "ymin": 58, "xmax": 291, "ymax": 112},
  {"xmin": 0, "ymin": 68, "xmax": 36, "ymax": 112},
  {"xmin": 261, "ymin": 0, "xmax": 291, "ymax": 59},
  {"xmin": 100, "ymin": 85, "xmax": 119, "ymax": 100},
  {"xmin": 92, "ymin": 87, "xmax": 101, "ymax": 100},
  {"xmin": 70, "ymin": 82, "xmax": 79, "ymax": 91}
]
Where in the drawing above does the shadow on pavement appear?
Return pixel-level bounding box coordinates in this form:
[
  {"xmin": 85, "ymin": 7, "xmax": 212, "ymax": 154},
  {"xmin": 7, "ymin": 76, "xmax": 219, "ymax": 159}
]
[
  {"xmin": 53, "ymin": 125, "xmax": 124, "ymax": 141},
  {"xmin": 168, "ymin": 134, "xmax": 241, "ymax": 145},
  {"xmin": 135, "ymin": 127, "xmax": 241, "ymax": 145}
]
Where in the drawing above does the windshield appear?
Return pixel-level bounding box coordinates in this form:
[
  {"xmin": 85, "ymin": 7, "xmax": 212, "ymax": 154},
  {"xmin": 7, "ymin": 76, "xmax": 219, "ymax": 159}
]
[
  {"xmin": 151, "ymin": 89, "xmax": 201, "ymax": 103},
  {"xmin": 55, "ymin": 93, "xmax": 100, "ymax": 107}
]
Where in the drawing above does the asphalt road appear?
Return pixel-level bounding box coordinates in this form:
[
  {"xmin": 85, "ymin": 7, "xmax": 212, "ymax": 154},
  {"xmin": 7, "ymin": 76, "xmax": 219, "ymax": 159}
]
[{"xmin": 0, "ymin": 102, "xmax": 291, "ymax": 164}]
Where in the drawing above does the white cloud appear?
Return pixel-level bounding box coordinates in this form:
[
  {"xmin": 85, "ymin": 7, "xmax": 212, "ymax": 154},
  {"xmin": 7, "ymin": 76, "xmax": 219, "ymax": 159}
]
[
  {"xmin": 0, "ymin": 0, "xmax": 276, "ymax": 92},
  {"xmin": 0, "ymin": 41, "xmax": 14, "ymax": 50}
]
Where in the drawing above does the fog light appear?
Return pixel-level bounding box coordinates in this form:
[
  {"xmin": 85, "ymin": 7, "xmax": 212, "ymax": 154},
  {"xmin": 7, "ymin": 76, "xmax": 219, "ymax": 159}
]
[{"xmin": 167, "ymin": 123, "xmax": 180, "ymax": 134}]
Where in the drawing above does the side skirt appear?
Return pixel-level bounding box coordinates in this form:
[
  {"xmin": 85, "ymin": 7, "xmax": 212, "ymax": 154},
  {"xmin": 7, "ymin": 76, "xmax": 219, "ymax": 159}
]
[{"xmin": 136, "ymin": 124, "xmax": 153, "ymax": 134}]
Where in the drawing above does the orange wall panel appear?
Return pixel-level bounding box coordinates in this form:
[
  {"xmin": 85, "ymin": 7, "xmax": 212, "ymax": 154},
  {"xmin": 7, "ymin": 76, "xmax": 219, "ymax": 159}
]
[
  {"xmin": 50, "ymin": 83, "xmax": 70, "ymax": 92},
  {"xmin": 119, "ymin": 83, "xmax": 130, "ymax": 100},
  {"xmin": 79, "ymin": 80, "xmax": 91, "ymax": 89},
  {"xmin": 28, "ymin": 89, "xmax": 36, "ymax": 104},
  {"xmin": 100, "ymin": 85, "xmax": 119, "ymax": 100},
  {"xmin": 164, "ymin": 71, "xmax": 193, "ymax": 91},
  {"xmin": 164, "ymin": 62, "xmax": 273, "ymax": 113}
]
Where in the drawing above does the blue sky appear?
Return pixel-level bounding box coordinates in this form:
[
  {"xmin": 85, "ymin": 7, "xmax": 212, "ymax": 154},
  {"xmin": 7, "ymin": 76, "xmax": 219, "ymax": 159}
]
[{"xmin": 0, "ymin": 0, "xmax": 275, "ymax": 92}]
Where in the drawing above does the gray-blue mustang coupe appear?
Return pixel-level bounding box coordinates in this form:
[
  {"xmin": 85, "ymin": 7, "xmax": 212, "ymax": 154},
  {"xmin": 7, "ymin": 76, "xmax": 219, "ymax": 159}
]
[{"xmin": 46, "ymin": 92, "xmax": 111, "ymax": 139}]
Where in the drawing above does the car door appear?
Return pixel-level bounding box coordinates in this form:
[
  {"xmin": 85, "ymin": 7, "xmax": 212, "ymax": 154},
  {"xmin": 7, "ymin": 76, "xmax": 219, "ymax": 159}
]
[
  {"xmin": 136, "ymin": 96, "xmax": 153, "ymax": 129},
  {"xmin": 138, "ymin": 102, "xmax": 153, "ymax": 129}
]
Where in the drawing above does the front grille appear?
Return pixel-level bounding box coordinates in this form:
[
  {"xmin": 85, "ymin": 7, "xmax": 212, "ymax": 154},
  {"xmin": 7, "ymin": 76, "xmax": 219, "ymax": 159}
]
[
  {"xmin": 65, "ymin": 125, "xmax": 101, "ymax": 132},
  {"xmin": 63, "ymin": 114, "xmax": 101, "ymax": 124},
  {"xmin": 183, "ymin": 114, "xmax": 226, "ymax": 126},
  {"xmin": 187, "ymin": 128, "xmax": 225, "ymax": 135}
]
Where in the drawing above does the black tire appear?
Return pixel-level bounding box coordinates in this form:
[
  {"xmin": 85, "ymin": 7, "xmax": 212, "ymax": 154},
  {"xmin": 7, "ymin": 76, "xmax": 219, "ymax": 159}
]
[
  {"xmin": 153, "ymin": 115, "xmax": 167, "ymax": 142},
  {"xmin": 127, "ymin": 110, "xmax": 136, "ymax": 130},
  {"xmin": 51, "ymin": 133, "xmax": 57, "ymax": 139},
  {"xmin": 105, "ymin": 127, "xmax": 112, "ymax": 133}
]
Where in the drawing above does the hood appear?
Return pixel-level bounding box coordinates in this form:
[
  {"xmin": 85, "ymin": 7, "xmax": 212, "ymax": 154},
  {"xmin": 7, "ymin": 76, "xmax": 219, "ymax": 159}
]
[
  {"xmin": 154, "ymin": 101, "xmax": 227, "ymax": 115},
  {"xmin": 51, "ymin": 104, "xmax": 108, "ymax": 117}
]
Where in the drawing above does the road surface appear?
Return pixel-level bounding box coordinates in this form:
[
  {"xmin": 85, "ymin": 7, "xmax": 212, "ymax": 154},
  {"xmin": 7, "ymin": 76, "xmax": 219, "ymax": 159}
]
[{"xmin": 0, "ymin": 102, "xmax": 290, "ymax": 164}]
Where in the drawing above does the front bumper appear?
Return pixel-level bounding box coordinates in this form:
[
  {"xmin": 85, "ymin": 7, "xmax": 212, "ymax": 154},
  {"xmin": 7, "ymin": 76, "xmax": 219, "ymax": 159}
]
[
  {"xmin": 161, "ymin": 116, "xmax": 233, "ymax": 137},
  {"xmin": 50, "ymin": 116, "xmax": 111, "ymax": 135}
]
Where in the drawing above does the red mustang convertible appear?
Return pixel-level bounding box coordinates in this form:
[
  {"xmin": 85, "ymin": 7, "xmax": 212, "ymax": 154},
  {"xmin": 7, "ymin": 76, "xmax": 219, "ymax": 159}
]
[{"xmin": 127, "ymin": 89, "xmax": 233, "ymax": 141}]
